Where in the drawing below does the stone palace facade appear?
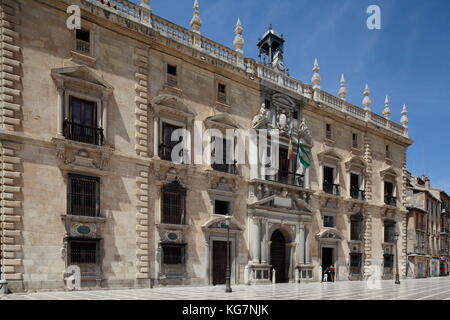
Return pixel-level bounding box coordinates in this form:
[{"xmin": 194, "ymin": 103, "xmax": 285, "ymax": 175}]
[{"xmin": 0, "ymin": 0, "xmax": 413, "ymax": 292}]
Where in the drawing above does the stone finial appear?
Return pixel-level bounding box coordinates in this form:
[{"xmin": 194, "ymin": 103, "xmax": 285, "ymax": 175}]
[
  {"xmin": 338, "ymin": 74, "xmax": 347, "ymax": 100},
  {"xmin": 362, "ymin": 84, "xmax": 372, "ymax": 111},
  {"xmin": 401, "ymin": 104, "xmax": 409, "ymax": 127},
  {"xmin": 233, "ymin": 18, "xmax": 244, "ymax": 54},
  {"xmin": 312, "ymin": 58, "xmax": 321, "ymax": 90},
  {"xmin": 140, "ymin": 0, "xmax": 151, "ymax": 10},
  {"xmin": 383, "ymin": 96, "xmax": 391, "ymax": 120},
  {"xmin": 190, "ymin": 0, "xmax": 202, "ymax": 34}
]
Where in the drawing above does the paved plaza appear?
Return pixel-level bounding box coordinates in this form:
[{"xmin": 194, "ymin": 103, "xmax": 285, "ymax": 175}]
[{"xmin": 1, "ymin": 277, "xmax": 450, "ymax": 300}]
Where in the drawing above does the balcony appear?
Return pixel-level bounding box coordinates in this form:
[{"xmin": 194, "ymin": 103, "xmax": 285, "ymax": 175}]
[
  {"xmin": 441, "ymin": 228, "xmax": 449, "ymax": 235},
  {"xmin": 323, "ymin": 182, "xmax": 340, "ymax": 196},
  {"xmin": 266, "ymin": 171, "xmax": 304, "ymax": 188},
  {"xmin": 350, "ymin": 187, "xmax": 366, "ymax": 201},
  {"xmin": 76, "ymin": 39, "xmax": 90, "ymax": 55},
  {"xmin": 212, "ymin": 163, "xmax": 238, "ymax": 175},
  {"xmin": 63, "ymin": 121, "xmax": 104, "ymax": 146},
  {"xmin": 384, "ymin": 195, "xmax": 397, "ymax": 207}
]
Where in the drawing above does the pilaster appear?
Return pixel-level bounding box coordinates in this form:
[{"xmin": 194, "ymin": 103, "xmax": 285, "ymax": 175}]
[
  {"xmin": 134, "ymin": 46, "xmax": 150, "ymax": 158},
  {"xmin": 135, "ymin": 165, "xmax": 150, "ymax": 279}
]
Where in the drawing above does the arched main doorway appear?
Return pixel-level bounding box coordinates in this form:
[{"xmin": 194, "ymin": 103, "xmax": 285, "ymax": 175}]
[{"xmin": 270, "ymin": 230, "xmax": 287, "ymax": 283}]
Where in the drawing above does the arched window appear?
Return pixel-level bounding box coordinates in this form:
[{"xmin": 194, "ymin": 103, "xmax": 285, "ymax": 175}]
[
  {"xmin": 350, "ymin": 213, "xmax": 364, "ymax": 241},
  {"xmin": 161, "ymin": 181, "xmax": 186, "ymax": 225}
]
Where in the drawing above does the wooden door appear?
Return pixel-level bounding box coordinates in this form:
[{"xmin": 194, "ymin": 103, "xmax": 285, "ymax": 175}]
[
  {"xmin": 271, "ymin": 230, "xmax": 287, "ymax": 283},
  {"xmin": 212, "ymin": 241, "xmax": 228, "ymax": 285}
]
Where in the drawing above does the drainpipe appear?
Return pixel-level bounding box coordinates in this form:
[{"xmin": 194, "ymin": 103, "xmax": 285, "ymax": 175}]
[{"xmin": 0, "ymin": 280, "xmax": 8, "ymax": 295}]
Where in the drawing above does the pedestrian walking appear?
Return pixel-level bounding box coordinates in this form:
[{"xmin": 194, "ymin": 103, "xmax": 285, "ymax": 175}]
[{"xmin": 323, "ymin": 267, "xmax": 329, "ymax": 282}]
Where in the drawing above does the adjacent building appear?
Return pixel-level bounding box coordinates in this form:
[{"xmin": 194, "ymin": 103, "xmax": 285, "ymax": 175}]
[{"xmin": 0, "ymin": 0, "xmax": 415, "ymax": 292}]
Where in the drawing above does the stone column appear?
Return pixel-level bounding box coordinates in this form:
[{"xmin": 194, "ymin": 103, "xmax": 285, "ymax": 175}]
[
  {"xmin": 205, "ymin": 238, "xmax": 210, "ymax": 285},
  {"xmin": 56, "ymin": 86, "xmax": 64, "ymax": 137},
  {"xmin": 305, "ymin": 224, "xmax": 312, "ymax": 264},
  {"xmin": 102, "ymin": 98, "xmax": 108, "ymax": 144},
  {"xmin": 261, "ymin": 219, "xmax": 268, "ymax": 264},
  {"xmin": 153, "ymin": 114, "xmax": 159, "ymax": 159},
  {"xmin": 298, "ymin": 224, "xmax": 305, "ymax": 264},
  {"xmin": 251, "ymin": 217, "xmax": 261, "ymax": 264},
  {"xmin": 288, "ymin": 242, "xmax": 296, "ymax": 282}
]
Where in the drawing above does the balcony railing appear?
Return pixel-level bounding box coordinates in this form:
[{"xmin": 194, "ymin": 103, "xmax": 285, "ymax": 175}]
[
  {"xmin": 350, "ymin": 187, "xmax": 366, "ymax": 200},
  {"xmin": 323, "ymin": 182, "xmax": 340, "ymax": 196},
  {"xmin": 166, "ymin": 74, "xmax": 178, "ymax": 87},
  {"xmin": 159, "ymin": 144, "xmax": 186, "ymax": 162},
  {"xmin": 212, "ymin": 163, "xmax": 238, "ymax": 175},
  {"xmin": 63, "ymin": 121, "xmax": 104, "ymax": 146},
  {"xmin": 267, "ymin": 171, "xmax": 304, "ymax": 187},
  {"xmin": 76, "ymin": 39, "xmax": 90, "ymax": 54},
  {"xmin": 384, "ymin": 195, "xmax": 397, "ymax": 207},
  {"xmin": 441, "ymin": 228, "xmax": 449, "ymax": 234}
]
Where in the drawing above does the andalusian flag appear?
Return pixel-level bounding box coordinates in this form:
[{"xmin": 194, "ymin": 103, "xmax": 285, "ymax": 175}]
[
  {"xmin": 298, "ymin": 143, "xmax": 311, "ymax": 169},
  {"xmin": 287, "ymin": 139, "xmax": 294, "ymax": 161}
]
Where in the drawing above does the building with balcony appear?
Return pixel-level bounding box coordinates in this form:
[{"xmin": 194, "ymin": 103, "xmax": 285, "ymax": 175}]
[
  {"xmin": 0, "ymin": 0, "xmax": 413, "ymax": 291},
  {"xmin": 405, "ymin": 174, "xmax": 449, "ymax": 278}
]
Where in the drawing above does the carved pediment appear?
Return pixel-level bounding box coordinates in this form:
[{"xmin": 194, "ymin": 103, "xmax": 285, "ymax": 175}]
[
  {"xmin": 52, "ymin": 65, "xmax": 113, "ymax": 97},
  {"xmin": 205, "ymin": 113, "xmax": 242, "ymax": 130},
  {"xmin": 151, "ymin": 94, "xmax": 196, "ymax": 121},
  {"xmin": 317, "ymin": 148, "xmax": 342, "ymax": 165},
  {"xmin": 380, "ymin": 165, "xmax": 398, "ymax": 179},
  {"xmin": 202, "ymin": 216, "xmax": 245, "ymax": 232},
  {"xmin": 345, "ymin": 155, "xmax": 367, "ymax": 172},
  {"xmin": 317, "ymin": 229, "xmax": 343, "ymax": 241}
]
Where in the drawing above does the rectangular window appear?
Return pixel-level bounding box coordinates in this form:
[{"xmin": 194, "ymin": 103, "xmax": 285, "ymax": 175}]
[
  {"xmin": 385, "ymin": 145, "xmax": 391, "ymax": 159},
  {"xmin": 162, "ymin": 245, "xmax": 185, "ymax": 265},
  {"xmin": 167, "ymin": 64, "xmax": 178, "ymax": 87},
  {"xmin": 293, "ymin": 110, "xmax": 299, "ymax": 120},
  {"xmin": 68, "ymin": 174, "xmax": 100, "ymax": 217},
  {"xmin": 75, "ymin": 29, "xmax": 90, "ymax": 54},
  {"xmin": 218, "ymin": 83, "xmax": 227, "ymax": 104},
  {"xmin": 349, "ymin": 253, "xmax": 362, "ymax": 274},
  {"xmin": 69, "ymin": 240, "xmax": 98, "ymax": 264},
  {"xmin": 383, "ymin": 254, "xmax": 394, "ymax": 271},
  {"xmin": 215, "ymin": 200, "xmax": 231, "ymax": 216},
  {"xmin": 384, "ymin": 181, "xmax": 396, "ymax": 206},
  {"xmin": 212, "ymin": 138, "xmax": 236, "ymax": 174},
  {"xmin": 324, "ymin": 215, "xmax": 335, "ymax": 228},
  {"xmin": 384, "ymin": 221, "xmax": 396, "ymax": 243},
  {"xmin": 326, "ymin": 123, "xmax": 332, "ymax": 140},
  {"xmin": 350, "ymin": 173, "xmax": 362, "ymax": 199},
  {"xmin": 264, "ymin": 99, "xmax": 271, "ymax": 109},
  {"xmin": 162, "ymin": 182, "xmax": 186, "ymax": 225},
  {"xmin": 65, "ymin": 96, "xmax": 102, "ymax": 145},
  {"xmin": 352, "ymin": 133, "xmax": 359, "ymax": 148},
  {"xmin": 323, "ymin": 166, "xmax": 337, "ymax": 194},
  {"xmin": 160, "ymin": 122, "xmax": 183, "ymax": 161}
]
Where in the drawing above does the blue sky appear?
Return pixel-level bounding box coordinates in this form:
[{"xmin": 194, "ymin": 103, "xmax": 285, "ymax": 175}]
[{"xmin": 132, "ymin": 0, "xmax": 450, "ymax": 190}]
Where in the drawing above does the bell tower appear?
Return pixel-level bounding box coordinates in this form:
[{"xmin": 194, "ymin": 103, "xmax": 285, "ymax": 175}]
[{"xmin": 257, "ymin": 25, "xmax": 286, "ymax": 73}]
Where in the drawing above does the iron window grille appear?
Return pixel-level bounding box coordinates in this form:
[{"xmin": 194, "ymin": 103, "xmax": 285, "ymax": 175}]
[
  {"xmin": 162, "ymin": 244, "xmax": 186, "ymax": 265},
  {"xmin": 349, "ymin": 253, "xmax": 362, "ymax": 274},
  {"xmin": 64, "ymin": 96, "xmax": 104, "ymax": 146},
  {"xmin": 161, "ymin": 181, "xmax": 186, "ymax": 225},
  {"xmin": 350, "ymin": 213, "xmax": 364, "ymax": 241},
  {"xmin": 68, "ymin": 174, "xmax": 100, "ymax": 217},
  {"xmin": 384, "ymin": 221, "xmax": 396, "ymax": 243},
  {"xmin": 160, "ymin": 122, "xmax": 183, "ymax": 162},
  {"xmin": 69, "ymin": 240, "xmax": 98, "ymax": 264}
]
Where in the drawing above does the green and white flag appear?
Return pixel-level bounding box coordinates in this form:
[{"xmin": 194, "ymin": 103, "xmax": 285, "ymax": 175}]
[{"xmin": 298, "ymin": 143, "xmax": 311, "ymax": 169}]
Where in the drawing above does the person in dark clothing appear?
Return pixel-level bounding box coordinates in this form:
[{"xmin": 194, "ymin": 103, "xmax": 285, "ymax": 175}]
[{"xmin": 329, "ymin": 265, "xmax": 335, "ymax": 282}]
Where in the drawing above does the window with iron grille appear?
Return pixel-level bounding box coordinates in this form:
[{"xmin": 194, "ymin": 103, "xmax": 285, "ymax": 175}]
[
  {"xmin": 65, "ymin": 96, "xmax": 103, "ymax": 145},
  {"xmin": 217, "ymin": 83, "xmax": 227, "ymax": 104},
  {"xmin": 68, "ymin": 174, "xmax": 100, "ymax": 217},
  {"xmin": 162, "ymin": 181, "xmax": 186, "ymax": 225},
  {"xmin": 162, "ymin": 244, "xmax": 185, "ymax": 264},
  {"xmin": 167, "ymin": 64, "xmax": 178, "ymax": 87},
  {"xmin": 75, "ymin": 29, "xmax": 91, "ymax": 54},
  {"xmin": 383, "ymin": 254, "xmax": 394, "ymax": 269},
  {"xmin": 385, "ymin": 144, "xmax": 391, "ymax": 159},
  {"xmin": 350, "ymin": 213, "xmax": 364, "ymax": 241},
  {"xmin": 349, "ymin": 253, "xmax": 362, "ymax": 274},
  {"xmin": 160, "ymin": 122, "xmax": 183, "ymax": 161},
  {"xmin": 69, "ymin": 240, "xmax": 98, "ymax": 264},
  {"xmin": 384, "ymin": 220, "xmax": 396, "ymax": 243},
  {"xmin": 352, "ymin": 133, "xmax": 359, "ymax": 148}
]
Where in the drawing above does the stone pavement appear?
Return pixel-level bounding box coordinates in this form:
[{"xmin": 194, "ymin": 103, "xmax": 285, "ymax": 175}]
[{"xmin": 1, "ymin": 277, "xmax": 450, "ymax": 300}]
